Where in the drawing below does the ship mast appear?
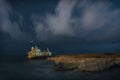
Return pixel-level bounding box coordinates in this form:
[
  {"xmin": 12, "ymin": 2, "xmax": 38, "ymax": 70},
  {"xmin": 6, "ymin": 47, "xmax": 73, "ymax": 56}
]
[
  {"xmin": 47, "ymin": 48, "xmax": 49, "ymax": 52},
  {"xmin": 30, "ymin": 40, "xmax": 35, "ymax": 48}
]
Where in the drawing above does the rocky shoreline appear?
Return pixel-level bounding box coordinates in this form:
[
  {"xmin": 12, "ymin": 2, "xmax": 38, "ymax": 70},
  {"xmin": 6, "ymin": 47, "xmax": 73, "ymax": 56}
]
[{"xmin": 47, "ymin": 53, "xmax": 120, "ymax": 71}]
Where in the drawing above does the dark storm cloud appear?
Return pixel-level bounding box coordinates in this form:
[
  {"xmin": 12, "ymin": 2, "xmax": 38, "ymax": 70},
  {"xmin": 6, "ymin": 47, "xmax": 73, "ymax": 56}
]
[
  {"xmin": 32, "ymin": 0, "xmax": 120, "ymax": 42},
  {"xmin": 1, "ymin": 0, "xmax": 120, "ymax": 42},
  {"xmin": 0, "ymin": 0, "xmax": 24, "ymax": 39}
]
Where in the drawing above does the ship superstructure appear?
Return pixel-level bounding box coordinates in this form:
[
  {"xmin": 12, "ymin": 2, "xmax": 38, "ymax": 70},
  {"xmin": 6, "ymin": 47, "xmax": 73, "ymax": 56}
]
[{"xmin": 27, "ymin": 46, "xmax": 52, "ymax": 59}]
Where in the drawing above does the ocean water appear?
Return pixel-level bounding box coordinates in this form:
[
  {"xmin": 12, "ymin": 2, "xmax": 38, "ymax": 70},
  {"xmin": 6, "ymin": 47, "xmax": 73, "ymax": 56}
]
[{"xmin": 0, "ymin": 56, "xmax": 120, "ymax": 80}]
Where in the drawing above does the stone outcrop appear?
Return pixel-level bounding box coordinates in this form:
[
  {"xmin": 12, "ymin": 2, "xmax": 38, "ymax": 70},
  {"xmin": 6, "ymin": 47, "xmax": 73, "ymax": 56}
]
[{"xmin": 47, "ymin": 53, "xmax": 120, "ymax": 71}]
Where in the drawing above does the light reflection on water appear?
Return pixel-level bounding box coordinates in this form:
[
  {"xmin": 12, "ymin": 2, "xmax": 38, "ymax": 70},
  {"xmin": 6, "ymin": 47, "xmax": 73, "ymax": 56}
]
[{"xmin": 0, "ymin": 58, "xmax": 120, "ymax": 80}]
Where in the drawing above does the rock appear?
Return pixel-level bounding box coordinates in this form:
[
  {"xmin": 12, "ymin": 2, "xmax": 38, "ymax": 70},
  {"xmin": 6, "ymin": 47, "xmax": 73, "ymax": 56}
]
[
  {"xmin": 47, "ymin": 53, "xmax": 120, "ymax": 71},
  {"xmin": 115, "ymin": 57, "xmax": 120, "ymax": 66},
  {"xmin": 77, "ymin": 58, "xmax": 115, "ymax": 71}
]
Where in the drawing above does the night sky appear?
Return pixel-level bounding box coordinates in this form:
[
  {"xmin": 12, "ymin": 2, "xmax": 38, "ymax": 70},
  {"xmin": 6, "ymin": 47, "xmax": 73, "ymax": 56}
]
[{"xmin": 0, "ymin": 0, "xmax": 120, "ymax": 56}]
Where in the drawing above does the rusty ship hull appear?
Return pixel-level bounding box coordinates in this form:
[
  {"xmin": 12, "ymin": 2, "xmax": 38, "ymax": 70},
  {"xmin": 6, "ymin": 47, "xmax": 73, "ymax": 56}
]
[{"xmin": 28, "ymin": 55, "xmax": 51, "ymax": 59}]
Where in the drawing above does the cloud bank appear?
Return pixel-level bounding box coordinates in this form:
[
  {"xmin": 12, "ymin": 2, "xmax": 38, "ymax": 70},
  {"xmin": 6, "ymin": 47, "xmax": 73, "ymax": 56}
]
[
  {"xmin": 0, "ymin": 0, "xmax": 24, "ymax": 39},
  {"xmin": 32, "ymin": 0, "xmax": 120, "ymax": 42},
  {"xmin": 32, "ymin": 0, "xmax": 77, "ymax": 40}
]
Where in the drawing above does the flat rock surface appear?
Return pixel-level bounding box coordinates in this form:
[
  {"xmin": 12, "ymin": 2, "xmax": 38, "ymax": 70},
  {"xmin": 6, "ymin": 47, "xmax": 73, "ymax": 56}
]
[{"xmin": 47, "ymin": 53, "xmax": 120, "ymax": 71}]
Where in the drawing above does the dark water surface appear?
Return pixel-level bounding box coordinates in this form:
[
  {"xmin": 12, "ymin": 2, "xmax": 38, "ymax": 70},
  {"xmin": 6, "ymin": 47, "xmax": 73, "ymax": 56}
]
[{"xmin": 0, "ymin": 56, "xmax": 120, "ymax": 80}]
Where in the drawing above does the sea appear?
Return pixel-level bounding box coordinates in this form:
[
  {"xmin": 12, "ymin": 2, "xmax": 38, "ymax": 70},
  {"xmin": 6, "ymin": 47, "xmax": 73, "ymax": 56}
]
[{"xmin": 0, "ymin": 55, "xmax": 120, "ymax": 80}]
